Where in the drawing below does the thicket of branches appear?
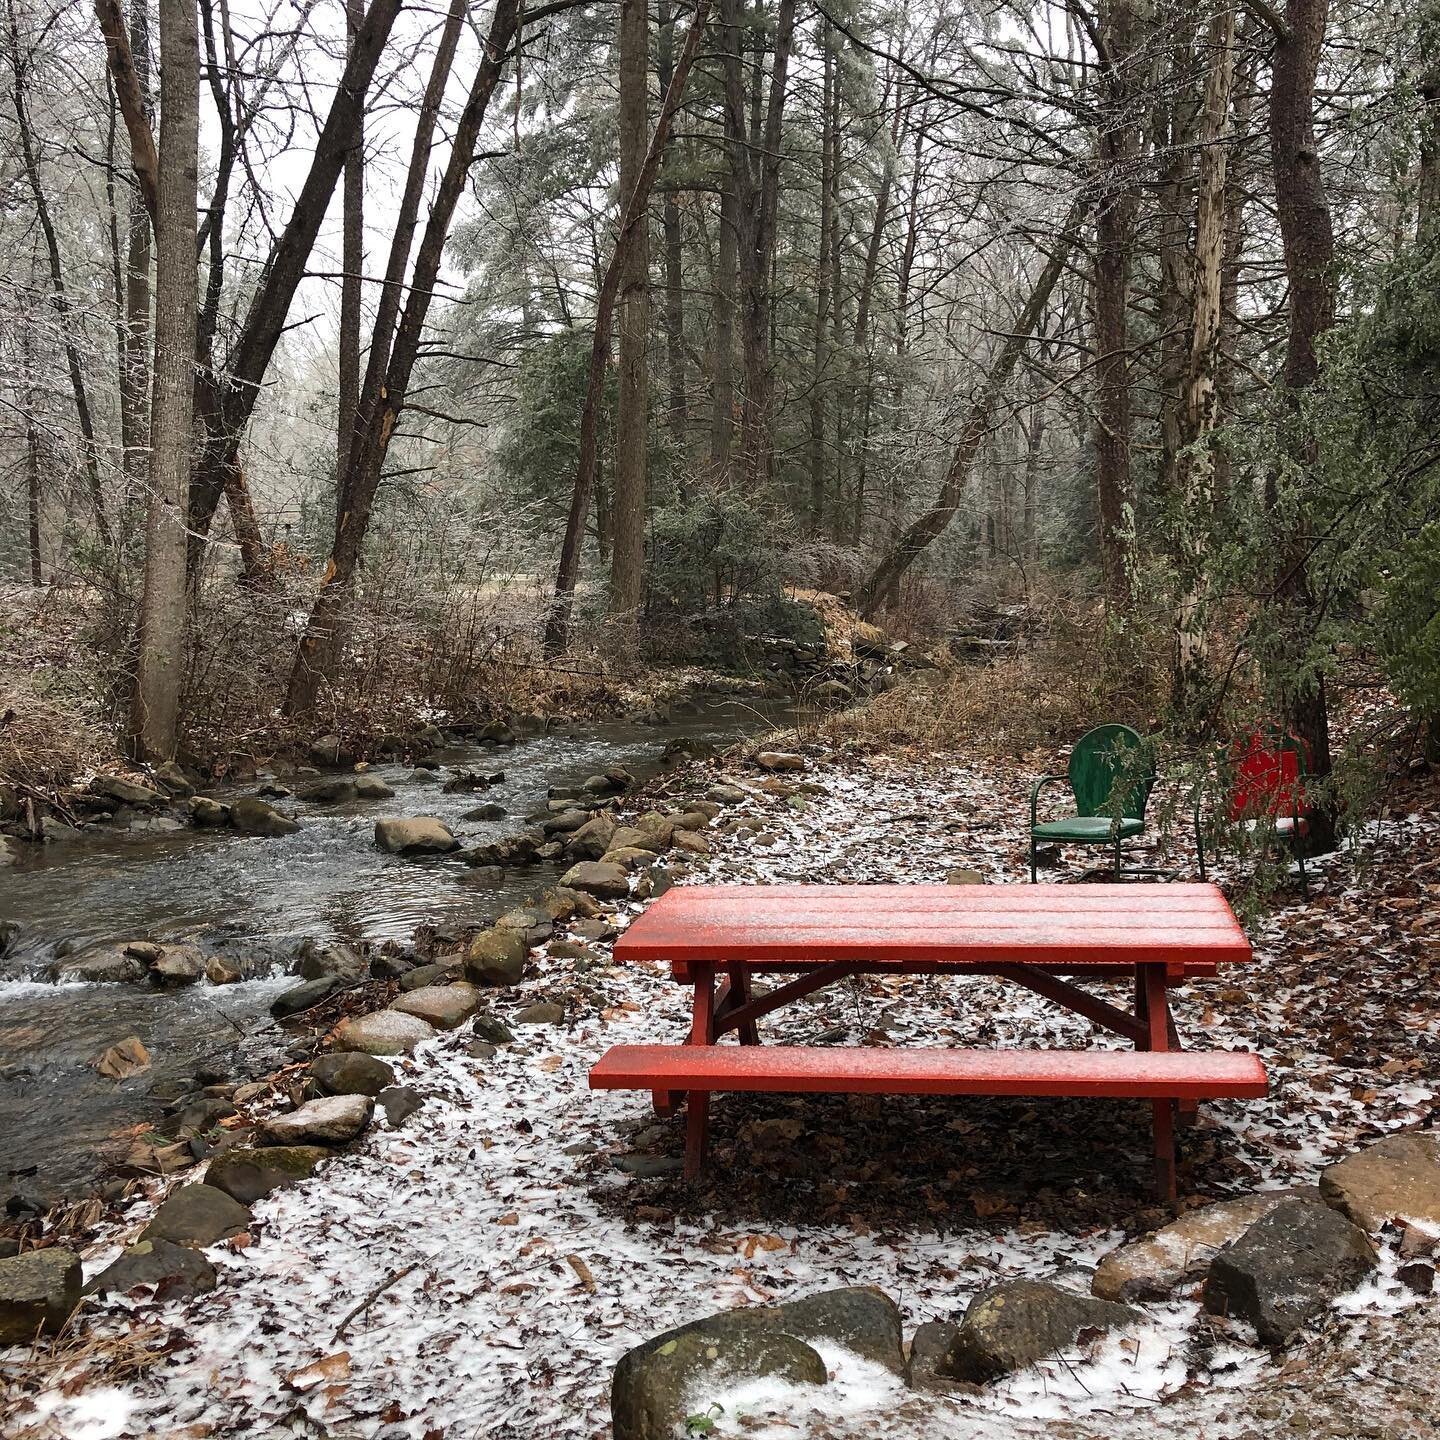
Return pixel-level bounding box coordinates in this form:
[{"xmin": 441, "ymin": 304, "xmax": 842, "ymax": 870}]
[{"xmin": 0, "ymin": 0, "xmax": 1436, "ymax": 807}]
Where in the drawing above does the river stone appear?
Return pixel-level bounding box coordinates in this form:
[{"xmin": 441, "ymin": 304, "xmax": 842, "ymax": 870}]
[
  {"xmin": 560, "ymin": 861, "xmax": 630, "ymax": 899},
  {"xmin": 672, "ymin": 810, "xmax": 709, "ymax": 832},
  {"xmin": 754, "ymin": 751, "xmax": 805, "ymax": 772},
  {"xmin": 1204, "ymin": 1197, "xmax": 1378, "ymax": 1346},
  {"xmin": 543, "ymin": 809, "xmax": 591, "ymax": 835},
  {"xmin": 463, "ymin": 801, "xmax": 507, "ymax": 821},
  {"xmin": 613, "ymin": 1319, "xmax": 826, "ymax": 1440},
  {"xmin": 231, "ymin": 796, "xmax": 300, "ymax": 837},
  {"xmin": 401, "ymin": 959, "xmax": 462, "ymax": 991},
  {"xmin": 332, "ymin": 1009, "xmax": 436, "ymax": 1056},
  {"xmin": 672, "ymin": 830, "xmax": 711, "ymax": 856},
  {"xmin": 0, "ymin": 837, "xmax": 20, "ymax": 867},
  {"xmin": 259, "ymin": 1094, "xmax": 373, "ymax": 1146},
  {"xmin": 472, "ymin": 1011, "xmax": 516, "ymax": 1044},
  {"xmin": 190, "ymin": 796, "xmax": 230, "ymax": 826},
  {"xmin": 770, "ymin": 1288, "xmax": 905, "ymax": 1374},
  {"xmin": 205, "ymin": 1145, "xmax": 331, "ymax": 1204},
  {"xmin": 310, "ymin": 733, "xmax": 354, "ymax": 767},
  {"xmin": 89, "ymin": 774, "xmax": 163, "ymax": 807},
  {"xmin": 353, "ymin": 775, "xmax": 394, "ymax": 800},
  {"xmin": 270, "ymin": 975, "xmax": 342, "ymax": 1019},
  {"xmin": 87, "ymin": 1239, "xmax": 215, "ymax": 1299},
  {"xmin": 374, "ymin": 817, "xmax": 458, "ymax": 855},
  {"xmin": 300, "ymin": 777, "xmax": 359, "ymax": 803},
  {"xmin": 609, "ymin": 825, "xmax": 665, "ymax": 855},
  {"xmin": 600, "ymin": 846, "xmax": 658, "ymax": 873},
  {"xmin": 295, "ymin": 941, "xmax": 367, "ymax": 981},
  {"xmin": 392, "ymin": 983, "xmax": 483, "ymax": 1030},
  {"xmin": 572, "ymin": 917, "xmax": 618, "ymax": 943},
  {"xmin": 1093, "ymin": 1189, "xmax": 1317, "ymax": 1302},
  {"xmin": 1319, "ymin": 1132, "xmax": 1440, "ymax": 1233},
  {"xmin": 906, "ymin": 1320, "xmax": 974, "ymax": 1394},
  {"xmin": 140, "ymin": 1184, "xmax": 250, "ymax": 1248},
  {"xmin": 548, "ymin": 940, "xmax": 603, "ymax": 964},
  {"xmin": 566, "ymin": 814, "xmax": 618, "ymax": 861},
  {"xmin": 311, "ymin": 1051, "xmax": 395, "ymax": 1097},
  {"xmin": 379, "ymin": 1085, "xmax": 424, "ymax": 1127},
  {"xmin": 153, "ymin": 760, "xmax": 195, "ymax": 798},
  {"xmin": 947, "ymin": 1280, "xmax": 1141, "ymax": 1383},
  {"xmin": 151, "ymin": 946, "xmax": 205, "ymax": 986},
  {"xmin": 464, "ymin": 928, "xmax": 527, "ymax": 986},
  {"xmin": 0, "ymin": 1249, "xmax": 82, "ymax": 1343},
  {"xmin": 54, "ymin": 947, "xmax": 147, "ymax": 984},
  {"xmin": 515, "ymin": 1001, "xmax": 565, "ymax": 1026}
]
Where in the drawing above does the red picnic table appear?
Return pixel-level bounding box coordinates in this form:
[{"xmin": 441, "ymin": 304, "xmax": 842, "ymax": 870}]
[{"xmin": 589, "ymin": 882, "xmax": 1266, "ymax": 1199}]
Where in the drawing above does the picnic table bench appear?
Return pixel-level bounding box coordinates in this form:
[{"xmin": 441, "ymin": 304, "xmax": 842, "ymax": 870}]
[{"xmin": 589, "ymin": 883, "xmax": 1266, "ymax": 1200}]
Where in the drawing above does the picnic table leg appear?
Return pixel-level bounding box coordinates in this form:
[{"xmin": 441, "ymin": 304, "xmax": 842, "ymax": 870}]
[
  {"xmin": 1166, "ymin": 1007, "xmax": 1199, "ymax": 1129},
  {"xmin": 684, "ymin": 964, "xmax": 715, "ymax": 1180},
  {"xmin": 732, "ymin": 964, "xmax": 760, "ymax": 1045},
  {"xmin": 1140, "ymin": 964, "xmax": 1178, "ymax": 1203}
]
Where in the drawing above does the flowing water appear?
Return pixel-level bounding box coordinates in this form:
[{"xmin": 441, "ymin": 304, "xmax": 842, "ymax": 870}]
[{"xmin": 0, "ymin": 700, "xmax": 783, "ymax": 1202}]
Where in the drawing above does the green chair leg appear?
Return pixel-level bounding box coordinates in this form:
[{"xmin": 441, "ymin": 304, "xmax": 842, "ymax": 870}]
[{"xmin": 1029, "ymin": 835, "xmax": 1037, "ymax": 884}]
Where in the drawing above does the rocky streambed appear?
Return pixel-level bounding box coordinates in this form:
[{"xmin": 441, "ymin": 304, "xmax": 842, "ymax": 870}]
[{"xmin": 0, "ymin": 699, "xmax": 787, "ymax": 1206}]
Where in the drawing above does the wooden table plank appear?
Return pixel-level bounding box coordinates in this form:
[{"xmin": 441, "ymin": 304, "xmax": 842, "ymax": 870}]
[{"xmin": 613, "ymin": 883, "xmax": 1250, "ymax": 976}]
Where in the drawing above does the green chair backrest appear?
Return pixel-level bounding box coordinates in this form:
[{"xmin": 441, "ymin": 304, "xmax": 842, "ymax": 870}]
[{"xmin": 1068, "ymin": 724, "xmax": 1155, "ymax": 819}]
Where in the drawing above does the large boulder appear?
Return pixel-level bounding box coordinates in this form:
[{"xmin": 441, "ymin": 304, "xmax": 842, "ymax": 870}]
[
  {"xmin": 1093, "ymin": 1189, "xmax": 1316, "ymax": 1302},
  {"xmin": 153, "ymin": 761, "xmax": 195, "ymax": 798},
  {"xmin": 189, "ymin": 796, "xmax": 230, "ymax": 827},
  {"xmin": 392, "ymin": 982, "xmax": 483, "ymax": 1030},
  {"xmin": 294, "ymin": 941, "xmax": 367, "ymax": 982},
  {"xmin": 613, "ymin": 1315, "xmax": 826, "ymax": 1440},
  {"xmin": 0, "ymin": 1250, "xmax": 82, "ymax": 1344},
  {"xmin": 89, "ymin": 774, "xmax": 163, "ymax": 808},
  {"xmin": 259, "ymin": 1094, "xmax": 373, "ymax": 1146},
  {"xmin": 768, "ymin": 1288, "xmax": 904, "ymax": 1374},
  {"xmin": 270, "ymin": 975, "xmax": 342, "ymax": 1019},
  {"xmin": 374, "ymin": 817, "xmax": 458, "ymax": 855},
  {"xmin": 1319, "ymin": 1133, "xmax": 1440, "ymax": 1234},
  {"xmin": 141, "ymin": 1185, "xmax": 251, "ymax": 1248},
  {"xmin": 86, "ymin": 1239, "xmax": 215, "ymax": 1299},
  {"xmin": 754, "ymin": 751, "xmax": 806, "ymax": 773},
  {"xmin": 311, "ymin": 1051, "xmax": 395, "ymax": 1097},
  {"xmin": 945, "ymin": 1281, "xmax": 1140, "ymax": 1383},
  {"xmin": 53, "ymin": 947, "xmax": 146, "ymax": 984},
  {"xmin": 560, "ymin": 861, "xmax": 630, "ymax": 900},
  {"xmin": 149, "ymin": 945, "xmax": 205, "ymax": 986},
  {"xmin": 566, "ymin": 813, "xmax": 618, "ymax": 861},
  {"xmin": 353, "ymin": 775, "xmax": 395, "ymax": 800},
  {"xmin": 464, "ymin": 929, "xmax": 527, "ymax": 986},
  {"xmin": 300, "ymin": 777, "xmax": 360, "ymax": 803},
  {"xmin": 230, "ymin": 796, "xmax": 300, "ymax": 837},
  {"xmin": 205, "ymin": 1145, "xmax": 332, "ymax": 1204},
  {"xmin": 332, "ymin": 1009, "xmax": 435, "ymax": 1056},
  {"xmin": 1203, "ymin": 1197, "xmax": 1378, "ymax": 1346}
]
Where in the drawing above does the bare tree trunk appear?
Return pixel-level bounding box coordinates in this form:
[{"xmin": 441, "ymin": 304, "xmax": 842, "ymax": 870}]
[
  {"xmin": 122, "ymin": 0, "xmax": 151, "ymax": 506},
  {"xmin": 132, "ymin": 0, "xmax": 198, "ymax": 760},
  {"xmin": 858, "ymin": 203, "xmax": 1086, "ymax": 616},
  {"xmin": 9, "ymin": 0, "xmax": 114, "ymax": 551},
  {"xmin": 657, "ymin": 0, "xmax": 688, "ymax": 464},
  {"xmin": 609, "ymin": 0, "xmax": 651, "ymax": 622},
  {"xmin": 710, "ymin": 0, "xmax": 745, "ymax": 477},
  {"xmin": 1091, "ymin": 0, "xmax": 1139, "ymax": 609},
  {"xmin": 1216, "ymin": 24, "xmax": 1256, "ymax": 501},
  {"xmin": 337, "ymin": 0, "xmax": 365, "ymax": 481},
  {"xmin": 545, "ymin": 0, "xmax": 714, "ymax": 654},
  {"xmin": 808, "ymin": 25, "xmax": 834, "ymax": 528},
  {"xmin": 737, "ymin": 0, "xmax": 797, "ymax": 489},
  {"xmin": 1173, "ymin": 1, "xmax": 1235, "ymax": 712},
  {"xmin": 22, "ymin": 316, "xmax": 42, "ymax": 584},
  {"xmin": 1264, "ymin": 0, "xmax": 1337, "ymax": 849}
]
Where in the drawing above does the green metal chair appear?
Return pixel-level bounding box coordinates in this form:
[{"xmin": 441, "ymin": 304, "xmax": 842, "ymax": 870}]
[{"xmin": 1029, "ymin": 724, "xmax": 1157, "ymax": 882}]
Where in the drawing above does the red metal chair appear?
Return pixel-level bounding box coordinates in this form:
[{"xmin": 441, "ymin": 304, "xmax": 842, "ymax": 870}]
[{"xmin": 1195, "ymin": 729, "xmax": 1312, "ymax": 894}]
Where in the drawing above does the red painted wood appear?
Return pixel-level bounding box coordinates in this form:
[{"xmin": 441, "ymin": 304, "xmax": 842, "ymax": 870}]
[
  {"xmin": 589, "ymin": 1044, "xmax": 1268, "ymax": 1099},
  {"xmin": 613, "ymin": 883, "xmax": 1250, "ymax": 977}
]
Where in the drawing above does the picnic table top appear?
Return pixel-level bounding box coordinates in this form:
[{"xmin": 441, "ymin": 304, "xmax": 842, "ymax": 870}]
[{"xmin": 613, "ymin": 882, "xmax": 1250, "ymax": 977}]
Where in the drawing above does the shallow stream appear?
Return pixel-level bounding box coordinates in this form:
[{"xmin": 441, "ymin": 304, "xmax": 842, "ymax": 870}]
[{"xmin": 0, "ymin": 701, "xmax": 781, "ymax": 1201}]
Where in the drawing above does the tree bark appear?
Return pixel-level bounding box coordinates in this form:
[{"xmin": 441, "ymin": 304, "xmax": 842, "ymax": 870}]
[
  {"xmin": 1173, "ymin": 1, "xmax": 1235, "ymax": 712},
  {"xmin": 857, "ymin": 202, "xmax": 1087, "ymax": 616},
  {"xmin": 545, "ymin": 0, "xmax": 715, "ymax": 655},
  {"xmin": 710, "ymin": 0, "xmax": 745, "ymax": 477},
  {"xmin": 657, "ymin": 0, "xmax": 688, "ymax": 463},
  {"xmin": 1091, "ymin": 0, "xmax": 1140, "ymax": 609},
  {"xmin": 337, "ymin": 0, "xmax": 364, "ymax": 481},
  {"xmin": 122, "ymin": 0, "xmax": 152, "ymax": 503},
  {"xmin": 808, "ymin": 25, "xmax": 834, "ymax": 528},
  {"xmin": 1265, "ymin": 0, "xmax": 1337, "ymax": 849},
  {"xmin": 608, "ymin": 0, "xmax": 651, "ymax": 622},
  {"xmin": 132, "ymin": 0, "xmax": 198, "ymax": 759},
  {"xmin": 737, "ymin": 0, "xmax": 797, "ymax": 489}
]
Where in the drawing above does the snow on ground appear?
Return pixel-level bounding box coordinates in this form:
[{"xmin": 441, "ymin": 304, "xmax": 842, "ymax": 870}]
[{"xmin": 7, "ymin": 744, "xmax": 1440, "ymax": 1438}]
